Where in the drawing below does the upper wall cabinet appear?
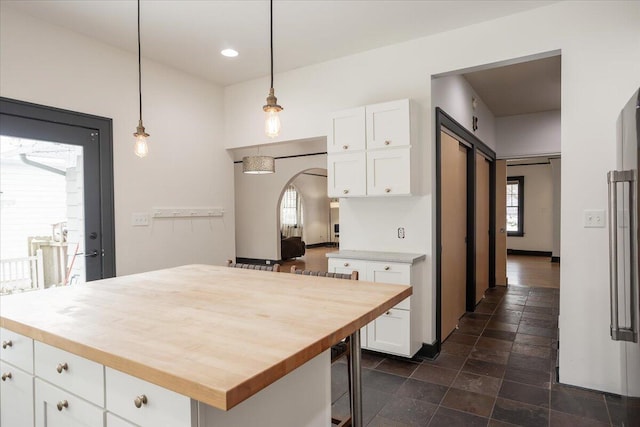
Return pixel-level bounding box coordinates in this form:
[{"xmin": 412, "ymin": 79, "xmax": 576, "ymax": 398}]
[
  {"xmin": 327, "ymin": 107, "xmax": 366, "ymax": 153},
  {"xmin": 327, "ymin": 99, "xmax": 418, "ymax": 198},
  {"xmin": 366, "ymin": 100, "xmax": 411, "ymax": 149}
]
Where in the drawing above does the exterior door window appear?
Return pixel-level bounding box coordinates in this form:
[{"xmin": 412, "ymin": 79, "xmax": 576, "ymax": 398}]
[{"xmin": 506, "ymin": 176, "xmax": 524, "ymax": 236}]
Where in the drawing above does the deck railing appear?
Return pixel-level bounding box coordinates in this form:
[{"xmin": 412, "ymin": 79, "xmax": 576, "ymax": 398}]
[{"xmin": 0, "ymin": 249, "xmax": 44, "ymax": 294}]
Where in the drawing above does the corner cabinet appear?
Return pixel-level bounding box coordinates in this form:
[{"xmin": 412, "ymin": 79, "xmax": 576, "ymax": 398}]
[
  {"xmin": 327, "ymin": 99, "xmax": 419, "ymax": 198},
  {"xmin": 327, "ymin": 251, "xmax": 425, "ymax": 358}
]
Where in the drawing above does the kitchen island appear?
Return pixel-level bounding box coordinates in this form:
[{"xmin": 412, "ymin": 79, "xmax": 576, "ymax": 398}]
[{"xmin": 0, "ymin": 264, "xmax": 411, "ymax": 427}]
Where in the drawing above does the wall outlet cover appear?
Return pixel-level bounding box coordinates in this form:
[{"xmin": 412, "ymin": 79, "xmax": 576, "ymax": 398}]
[{"xmin": 583, "ymin": 209, "xmax": 605, "ymax": 228}]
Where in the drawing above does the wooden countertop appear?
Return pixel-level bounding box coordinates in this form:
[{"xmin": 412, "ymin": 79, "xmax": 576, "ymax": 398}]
[{"xmin": 0, "ymin": 264, "xmax": 411, "ymax": 410}]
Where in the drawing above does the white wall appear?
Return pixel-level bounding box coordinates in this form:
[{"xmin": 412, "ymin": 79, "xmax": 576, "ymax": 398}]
[
  {"xmin": 496, "ymin": 110, "xmax": 561, "ymax": 158},
  {"xmin": 289, "ymin": 172, "xmax": 329, "ymax": 246},
  {"xmin": 224, "ymin": 1, "xmax": 640, "ymax": 394},
  {"xmin": 234, "ymin": 154, "xmax": 327, "ymax": 261},
  {"xmin": 0, "ymin": 6, "xmax": 235, "ymax": 275},
  {"xmin": 506, "ymin": 164, "xmax": 553, "ymax": 252},
  {"xmin": 432, "ymin": 74, "xmax": 497, "ymax": 150}
]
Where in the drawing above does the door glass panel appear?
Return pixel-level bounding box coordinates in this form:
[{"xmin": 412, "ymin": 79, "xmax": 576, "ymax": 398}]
[{"xmin": 1, "ymin": 136, "xmax": 85, "ymax": 294}]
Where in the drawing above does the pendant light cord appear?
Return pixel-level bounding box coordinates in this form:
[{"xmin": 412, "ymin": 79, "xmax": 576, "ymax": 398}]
[
  {"xmin": 270, "ymin": 0, "xmax": 273, "ymax": 89},
  {"xmin": 138, "ymin": 0, "xmax": 143, "ymax": 122}
]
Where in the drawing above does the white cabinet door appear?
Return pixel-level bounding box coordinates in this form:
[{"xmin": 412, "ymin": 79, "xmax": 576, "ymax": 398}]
[
  {"xmin": 327, "ymin": 152, "xmax": 366, "ymax": 197},
  {"xmin": 1, "ymin": 362, "xmax": 34, "ymax": 427},
  {"xmin": 366, "ymin": 100, "xmax": 410, "ymax": 150},
  {"xmin": 366, "ymin": 262, "xmax": 411, "ymax": 310},
  {"xmin": 1, "ymin": 328, "xmax": 34, "ymax": 373},
  {"xmin": 106, "ymin": 413, "xmax": 136, "ymax": 427},
  {"xmin": 328, "ymin": 258, "xmax": 369, "ymax": 348},
  {"xmin": 366, "ymin": 309, "xmax": 411, "ymax": 357},
  {"xmin": 35, "ymin": 378, "xmax": 104, "ymax": 427},
  {"xmin": 328, "ymin": 107, "xmax": 365, "ymax": 153},
  {"xmin": 367, "ymin": 147, "xmax": 411, "ymax": 196}
]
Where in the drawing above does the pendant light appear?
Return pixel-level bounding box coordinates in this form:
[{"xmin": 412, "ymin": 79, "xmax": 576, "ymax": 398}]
[
  {"xmin": 133, "ymin": 0, "xmax": 149, "ymax": 158},
  {"xmin": 263, "ymin": 0, "xmax": 283, "ymax": 138},
  {"xmin": 242, "ymin": 154, "xmax": 275, "ymax": 174}
]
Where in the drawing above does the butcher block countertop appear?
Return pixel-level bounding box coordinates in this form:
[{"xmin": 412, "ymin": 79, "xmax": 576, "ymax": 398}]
[{"xmin": 0, "ymin": 264, "xmax": 411, "ymax": 411}]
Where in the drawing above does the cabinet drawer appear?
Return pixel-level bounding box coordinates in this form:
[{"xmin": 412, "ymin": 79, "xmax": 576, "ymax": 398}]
[
  {"xmin": 35, "ymin": 378, "xmax": 104, "ymax": 427},
  {"xmin": 35, "ymin": 341, "xmax": 104, "ymax": 406},
  {"xmin": 328, "ymin": 258, "xmax": 367, "ymax": 277},
  {"xmin": 367, "ymin": 262, "xmax": 411, "ymax": 309},
  {"xmin": 106, "ymin": 412, "xmax": 136, "ymax": 427},
  {"xmin": 106, "ymin": 367, "xmax": 195, "ymax": 427},
  {"xmin": 1, "ymin": 328, "xmax": 34, "ymax": 373},
  {"xmin": 1, "ymin": 361, "xmax": 34, "ymax": 427},
  {"xmin": 366, "ymin": 147, "xmax": 411, "ymax": 196},
  {"xmin": 367, "ymin": 309, "xmax": 411, "ymax": 357}
]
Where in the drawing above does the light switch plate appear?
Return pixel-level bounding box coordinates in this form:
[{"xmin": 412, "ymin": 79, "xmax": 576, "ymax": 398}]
[
  {"xmin": 584, "ymin": 210, "xmax": 605, "ymax": 228},
  {"xmin": 132, "ymin": 212, "xmax": 150, "ymax": 226}
]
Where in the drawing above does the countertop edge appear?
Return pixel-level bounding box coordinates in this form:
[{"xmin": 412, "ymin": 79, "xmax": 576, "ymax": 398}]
[{"xmin": 326, "ymin": 250, "xmax": 426, "ymax": 264}]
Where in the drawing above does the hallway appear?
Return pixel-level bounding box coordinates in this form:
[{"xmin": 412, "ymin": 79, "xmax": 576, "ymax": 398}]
[{"xmin": 330, "ymin": 284, "xmax": 638, "ymax": 426}]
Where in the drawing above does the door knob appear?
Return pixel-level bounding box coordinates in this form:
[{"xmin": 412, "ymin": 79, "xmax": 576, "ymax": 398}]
[{"xmin": 84, "ymin": 250, "xmax": 99, "ymax": 258}]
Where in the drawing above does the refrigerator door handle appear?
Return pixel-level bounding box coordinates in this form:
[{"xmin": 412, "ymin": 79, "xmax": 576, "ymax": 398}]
[{"xmin": 607, "ymin": 170, "xmax": 638, "ymax": 342}]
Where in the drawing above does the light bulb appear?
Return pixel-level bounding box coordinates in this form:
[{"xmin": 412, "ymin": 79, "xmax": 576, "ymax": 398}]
[
  {"xmin": 265, "ymin": 109, "xmax": 281, "ymax": 138},
  {"xmin": 134, "ymin": 134, "xmax": 148, "ymax": 158}
]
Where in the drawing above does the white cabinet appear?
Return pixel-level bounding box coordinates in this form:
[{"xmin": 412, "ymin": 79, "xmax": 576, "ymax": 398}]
[
  {"xmin": 106, "ymin": 413, "xmax": 137, "ymax": 427},
  {"xmin": 105, "ymin": 367, "xmax": 196, "ymax": 427},
  {"xmin": 327, "ymin": 107, "xmax": 366, "ymax": 153},
  {"xmin": 35, "ymin": 378, "xmax": 104, "ymax": 427},
  {"xmin": 35, "ymin": 342, "xmax": 104, "ymax": 407},
  {"xmin": 367, "ymin": 309, "xmax": 411, "ymax": 356},
  {"xmin": 1, "ymin": 328, "xmax": 34, "ymax": 373},
  {"xmin": 327, "ymin": 152, "xmax": 366, "ymax": 197},
  {"xmin": 327, "ymin": 99, "xmax": 418, "ymax": 198},
  {"xmin": 328, "ymin": 254, "xmax": 423, "ymax": 357},
  {"xmin": 366, "ymin": 147, "xmax": 411, "ymax": 196},
  {"xmin": 1, "ymin": 361, "xmax": 34, "ymax": 427},
  {"xmin": 366, "ymin": 100, "xmax": 410, "ymax": 150}
]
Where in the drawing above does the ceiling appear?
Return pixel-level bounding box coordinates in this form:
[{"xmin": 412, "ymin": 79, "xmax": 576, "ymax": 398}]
[
  {"xmin": 3, "ymin": 0, "xmax": 559, "ymax": 86},
  {"xmin": 463, "ymin": 55, "xmax": 561, "ymax": 116}
]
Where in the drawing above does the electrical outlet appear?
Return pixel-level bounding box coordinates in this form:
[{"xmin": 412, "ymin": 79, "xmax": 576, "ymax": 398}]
[
  {"xmin": 132, "ymin": 212, "xmax": 149, "ymax": 227},
  {"xmin": 584, "ymin": 210, "xmax": 605, "ymax": 228},
  {"xmin": 398, "ymin": 227, "xmax": 405, "ymax": 239}
]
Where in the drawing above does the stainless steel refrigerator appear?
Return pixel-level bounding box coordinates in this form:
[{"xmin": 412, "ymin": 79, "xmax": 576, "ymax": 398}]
[{"xmin": 607, "ymin": 88, "xmax": 640, "ymax": 416}]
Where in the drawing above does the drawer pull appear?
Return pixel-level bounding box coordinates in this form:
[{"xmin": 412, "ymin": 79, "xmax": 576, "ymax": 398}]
[
  {"xmin": 384, "ymin": 266, "xmax": 390, "ymax": 271},
  {"xmin": 56, "ymin": 362, "xmax": 68, "ymax": 373},
  {"xmin": 1, "ymin": 340, "xmax": 12, "ymax": 349},
  {"xmin": 385, "ymin": 311, "xmax": 391, "ymax": 315},
  {"xmin": 343, "ymin": 189, "xmax": 349, "ymax": 194},
  {"xmin": 343, "ymin": 262, "xmax": 350, "ymax": 267},
  {"xmin": 342, "ymin": 145, "xmax": 349, "ymax": 150},
  {"xmin": 384, "ymin": 140, "xmax": 391, "ymax": 145},
  {"xmin": 134, "ymin": 394, "xmax": 148, "ymax": 408},
  {"xmin": 1, "ymin": 372, "xmax": 11, "ymax": 381},
  {"xmin": 385, "ymin": 188, "xmax": 391, "ymax": 193},
  {"xmin": 56, "ymin": 400, "xmax": 68, "ymax": 411}
]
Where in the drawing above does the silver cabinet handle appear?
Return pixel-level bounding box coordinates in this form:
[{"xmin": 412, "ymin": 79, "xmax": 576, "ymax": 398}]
[
  {"xmin": 56, "ymin": 362, "xmax": 68, "ymax": 373},
  {"xmin": 384, "ymin": 266, "xmax": 390, "ymax": 271},
  {"xmin": 384, "ymin": 140, "xmax": 391, "ymax": 146},
  {"xmin": 2, "ymin": 340, "xmax": 12, "ymax": 349},
  {"xmin": 385, "ymin": 188, "xmax": 391, "ymax": 193},
  {"xmin": 343, "ymin": 189, "xmax": 349, "ymax": 194},
  {"xmin": 134, "ymin": 394, "xmax": 148, "ymax": 408},
  {"xmin": 342, "ymin": 145, "xmax": 349, "ymax": 150},
  {"xmin": 608, "ymin": 170, "xmax": 637, "ymax": 342},
  {"xmin": 56, "ymin": 400, "xmax": 68, "ymax": 411},
  {"xmin": 1, "ymin": 372, "xmax": 11, "ymax": 381}
]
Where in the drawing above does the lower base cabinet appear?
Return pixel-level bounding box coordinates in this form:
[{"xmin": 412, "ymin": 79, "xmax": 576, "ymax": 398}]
[
  {"xmin": 1, "ymin": 361, "xmax": 34, "ymax": 427},
  {"xmin": 328, "ymin": 254, "xmax": 423, "ymax": 357},
  {"xmin": 35, "ymin": 378, "xmax": 104, "ymax": 427},
  {"xmin": 106, "ymin": 413, "xmax": 136, "ymax": 427}
]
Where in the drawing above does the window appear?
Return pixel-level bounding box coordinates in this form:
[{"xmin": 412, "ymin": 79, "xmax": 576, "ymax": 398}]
[
  {"xmin": 280, "ymin": 185, "xmax": 303, "ymax": 237},
  {"xmin": 506, "ymin": 176, "xmax": 524, "ymax": 236}
]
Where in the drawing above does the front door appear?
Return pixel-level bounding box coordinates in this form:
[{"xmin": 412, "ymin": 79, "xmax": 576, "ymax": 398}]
[{"xmin": 0, "ymin": 98, "xmax": 114, "ymax": 292}]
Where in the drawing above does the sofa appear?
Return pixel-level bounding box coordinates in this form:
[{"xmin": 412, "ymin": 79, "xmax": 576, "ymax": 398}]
[{"xmin": 281, "ymin": 236, "xmax": 306, "ymax": 260}]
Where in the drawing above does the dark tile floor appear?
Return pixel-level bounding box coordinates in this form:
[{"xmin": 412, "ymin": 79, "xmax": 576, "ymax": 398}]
[{"xmin": 331, "ymin": 284, "xmax": 640, "ymax": 427}]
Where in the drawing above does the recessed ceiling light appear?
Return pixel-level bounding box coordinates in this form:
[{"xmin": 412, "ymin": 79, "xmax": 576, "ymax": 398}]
[{"xmin": 221, "ymin": 49, "xmax": 239, "ymax": 58}]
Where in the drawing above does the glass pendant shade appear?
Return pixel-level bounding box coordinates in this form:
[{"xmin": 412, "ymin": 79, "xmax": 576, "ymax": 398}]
[
  {"xmin": 133, "ymin": 121, "xmax": 149, "ymax": 158},
  {"xmin": 242, "ymin": 156, "xmax": 275, "ymax": 174},
  {"xmin": 134, "ymin": 134, "xmax": 149, "ymax": 158},
  {"xmin": 264, "ymin": 109, "xmax": 281, "ymax": 138}
]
